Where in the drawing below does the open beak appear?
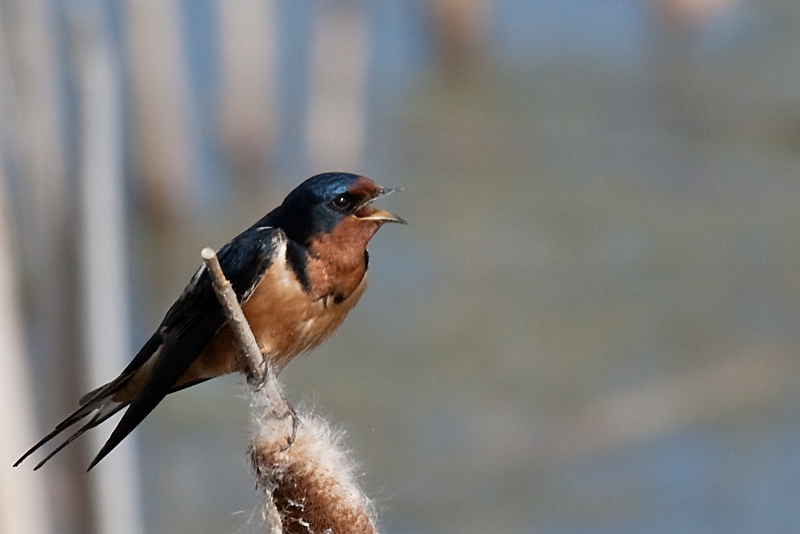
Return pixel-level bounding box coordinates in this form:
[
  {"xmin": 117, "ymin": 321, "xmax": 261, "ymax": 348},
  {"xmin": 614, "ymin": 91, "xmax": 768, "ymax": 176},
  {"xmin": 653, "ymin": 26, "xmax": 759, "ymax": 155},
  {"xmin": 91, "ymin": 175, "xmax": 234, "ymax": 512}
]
[{"xmin": 355, "ymin": 187, "xmax": 407, "ymax": 224}]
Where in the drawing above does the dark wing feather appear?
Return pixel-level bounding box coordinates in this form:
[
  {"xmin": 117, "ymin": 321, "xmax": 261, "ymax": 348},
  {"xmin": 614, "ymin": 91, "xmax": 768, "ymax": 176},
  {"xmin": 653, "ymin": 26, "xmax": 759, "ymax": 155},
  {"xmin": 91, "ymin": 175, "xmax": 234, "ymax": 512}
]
[{"xmin": 87, "ymin": 225, "xmax": 283, "ymax": 469}]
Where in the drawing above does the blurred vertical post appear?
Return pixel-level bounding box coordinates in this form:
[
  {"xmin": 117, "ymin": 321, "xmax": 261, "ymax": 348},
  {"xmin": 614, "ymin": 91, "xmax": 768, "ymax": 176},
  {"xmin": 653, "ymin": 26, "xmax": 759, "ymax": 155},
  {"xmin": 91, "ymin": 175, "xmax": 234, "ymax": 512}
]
[
  {"xmin": 124, "ymin": 0, "xmax": 192, "ymax": 222},
  {"xmin": 0, "ymin": 144, "xmax": 53, "ymax": 534},
  {"xmin": 427, "ymin": 0, "xmax": 492, "ymax": 79},
  {"xmin": 73, "ymin": 6, "xmax": 143, "ymax": 534},
  {"xmin": 652, "ymin": 0, "xmax": 737, "ymax": 35},
  {"xmin": 0, "ymin": 14, "xmax": 52, "ymax": 534},
  {"xmin": 217, "ymin": 0, "xmax": 278, "ymax": 181},
  {"xmin": 0, "ymin": 1, "xmax": 88, "ymax": 532},
  {"xmin": 648, "ymin": 0, "xmax": 738, "ymax": 183},
  {"xmin": 305, "ymin": 0, "xmax": 370, "ymax": 173},
  {"xmin": 648, "ymin": 0, "xmax": 739, "ymax": 114}
]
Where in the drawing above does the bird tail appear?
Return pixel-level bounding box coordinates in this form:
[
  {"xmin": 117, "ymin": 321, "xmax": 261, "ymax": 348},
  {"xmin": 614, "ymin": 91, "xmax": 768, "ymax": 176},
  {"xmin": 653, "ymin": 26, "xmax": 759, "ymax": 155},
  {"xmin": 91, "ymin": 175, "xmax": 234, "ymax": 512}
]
[{"xmin": 13, "ymin": 377, "xmax": 129, "ymax": 470}]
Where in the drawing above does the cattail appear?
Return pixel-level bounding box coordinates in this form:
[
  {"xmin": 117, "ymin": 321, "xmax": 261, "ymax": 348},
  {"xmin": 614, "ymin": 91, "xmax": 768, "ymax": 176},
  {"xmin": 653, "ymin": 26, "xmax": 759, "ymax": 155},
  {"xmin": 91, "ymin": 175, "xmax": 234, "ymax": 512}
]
[{"xmin": 249, "ymin": 390, "xmax": 379, "ymax": 534}]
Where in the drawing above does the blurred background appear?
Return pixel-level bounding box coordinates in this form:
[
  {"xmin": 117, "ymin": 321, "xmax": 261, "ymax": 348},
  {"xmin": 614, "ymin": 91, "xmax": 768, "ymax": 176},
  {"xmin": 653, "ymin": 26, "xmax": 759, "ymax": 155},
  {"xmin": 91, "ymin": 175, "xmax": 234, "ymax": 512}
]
[{"xmin": 2, "ymin": 0, "xmax": 800, "ymax": 533}]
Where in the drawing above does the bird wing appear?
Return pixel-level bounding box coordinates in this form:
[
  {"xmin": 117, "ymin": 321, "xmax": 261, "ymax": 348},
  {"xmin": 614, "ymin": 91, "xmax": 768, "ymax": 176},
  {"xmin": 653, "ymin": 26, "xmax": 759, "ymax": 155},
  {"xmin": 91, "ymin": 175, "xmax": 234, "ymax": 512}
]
[
  {"xmin": 17, "ymin": 225, "xmax": 284, "ymax": 470},
  {"xmin": 87, "ymin": 225, "xmax": 284, "ymax": 469}
]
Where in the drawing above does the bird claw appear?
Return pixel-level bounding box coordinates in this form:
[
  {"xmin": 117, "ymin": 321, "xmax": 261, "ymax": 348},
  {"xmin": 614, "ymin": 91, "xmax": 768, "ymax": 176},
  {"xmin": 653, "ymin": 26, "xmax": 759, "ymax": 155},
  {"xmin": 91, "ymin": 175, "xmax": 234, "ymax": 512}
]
[
  {"xmin": 244, "ymin": 352, "xmax": 269, "ymax": 387},
  {"xmin": 279, "ymin": 400, "xmax": 299, "ymax": 452}
]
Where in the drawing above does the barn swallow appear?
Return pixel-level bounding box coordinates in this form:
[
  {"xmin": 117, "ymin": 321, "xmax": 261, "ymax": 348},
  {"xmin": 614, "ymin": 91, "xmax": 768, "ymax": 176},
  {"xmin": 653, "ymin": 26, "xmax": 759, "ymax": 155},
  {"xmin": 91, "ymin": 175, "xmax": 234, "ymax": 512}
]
[{"xmin": 15, "ymin": 172, "xmax": 404, "ymax": 471}]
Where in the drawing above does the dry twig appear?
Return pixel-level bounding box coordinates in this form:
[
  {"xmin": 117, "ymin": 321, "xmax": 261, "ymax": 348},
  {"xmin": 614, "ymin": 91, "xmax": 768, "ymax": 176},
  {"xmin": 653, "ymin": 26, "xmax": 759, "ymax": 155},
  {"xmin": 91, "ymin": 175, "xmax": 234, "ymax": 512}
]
[{"xmin": 201, "ymin": 247, "xmax": 266, "ymax": 381}]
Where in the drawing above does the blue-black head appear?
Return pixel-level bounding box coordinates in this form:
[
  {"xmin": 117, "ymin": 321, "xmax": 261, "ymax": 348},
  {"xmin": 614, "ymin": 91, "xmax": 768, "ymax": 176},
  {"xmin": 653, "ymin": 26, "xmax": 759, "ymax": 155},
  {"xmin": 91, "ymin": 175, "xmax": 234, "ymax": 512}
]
[{"xmin": 269, "ymin": 172, "xmax": 405, "ymax": 244}]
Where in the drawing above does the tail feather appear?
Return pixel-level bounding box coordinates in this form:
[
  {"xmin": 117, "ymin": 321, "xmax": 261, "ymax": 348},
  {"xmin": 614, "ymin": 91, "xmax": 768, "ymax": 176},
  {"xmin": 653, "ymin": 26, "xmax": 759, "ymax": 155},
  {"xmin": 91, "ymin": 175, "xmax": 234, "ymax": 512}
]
[
  {"xmin": 33, "ymin": 401, "xmax": 126, "ymax": 470},
  {"xmin": 14, "ymin": 376, "xmax": 130, "ymax": 469},
  {"xmin": 79, "ymin": 382, "xmax": 111, "ymax": 406},
  {"xmin": 14, "ymin": 398, "xmax": 100, "ymax": 467},
  {"xmin": 15, "ymin": 374, "xmax": 212, "ymax": 469}
]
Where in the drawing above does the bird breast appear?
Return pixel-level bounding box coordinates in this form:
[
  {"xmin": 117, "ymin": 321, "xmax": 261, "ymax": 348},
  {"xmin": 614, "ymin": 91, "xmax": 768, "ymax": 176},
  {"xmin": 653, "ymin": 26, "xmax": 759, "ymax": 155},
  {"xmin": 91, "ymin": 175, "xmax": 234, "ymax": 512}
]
[{"xmin": 241, "ymin": 246, "xmax": 368, "ymax": 371}]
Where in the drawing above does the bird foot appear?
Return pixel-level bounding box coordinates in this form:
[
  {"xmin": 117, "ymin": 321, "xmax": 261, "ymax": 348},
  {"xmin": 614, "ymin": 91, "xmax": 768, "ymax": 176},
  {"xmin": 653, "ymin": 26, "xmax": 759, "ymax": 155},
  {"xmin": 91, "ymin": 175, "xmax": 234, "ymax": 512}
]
[
  {"xmin": 245, "ymin": 353, "xmax": 269, "ymax": 385},
  {"xmin": 279, "ymin": 399, "xmax": 299, "ymax": 451}
]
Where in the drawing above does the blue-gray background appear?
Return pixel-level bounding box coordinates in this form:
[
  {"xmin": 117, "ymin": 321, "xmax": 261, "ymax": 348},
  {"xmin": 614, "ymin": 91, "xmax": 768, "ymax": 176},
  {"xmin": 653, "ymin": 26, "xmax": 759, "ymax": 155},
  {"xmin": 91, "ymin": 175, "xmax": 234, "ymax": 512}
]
[{"xmin": 4, "ymin": 1, "xmax": 800, "ymax": 533}]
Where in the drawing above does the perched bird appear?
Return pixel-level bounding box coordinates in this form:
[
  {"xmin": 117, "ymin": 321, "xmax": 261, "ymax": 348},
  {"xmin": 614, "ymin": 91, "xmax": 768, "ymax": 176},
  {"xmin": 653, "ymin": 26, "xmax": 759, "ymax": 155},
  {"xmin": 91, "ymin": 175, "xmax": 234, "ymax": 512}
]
[{"xmin": 15, "ymin": 172, "xmax": 404, "ymax": 471}]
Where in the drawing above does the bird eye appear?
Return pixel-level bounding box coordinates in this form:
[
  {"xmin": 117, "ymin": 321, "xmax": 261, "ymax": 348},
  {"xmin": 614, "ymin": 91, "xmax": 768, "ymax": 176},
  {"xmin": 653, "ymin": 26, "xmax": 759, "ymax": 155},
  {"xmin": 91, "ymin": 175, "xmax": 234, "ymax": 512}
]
[{"xmin": 331, "ymin": 194, "xmax": 353, "ymax": 211}]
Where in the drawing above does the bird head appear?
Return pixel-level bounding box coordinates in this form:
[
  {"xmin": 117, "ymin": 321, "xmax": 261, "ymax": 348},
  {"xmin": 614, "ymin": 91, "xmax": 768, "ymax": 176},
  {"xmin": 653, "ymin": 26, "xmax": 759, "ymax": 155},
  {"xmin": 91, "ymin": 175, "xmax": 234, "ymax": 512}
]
[{"xmin": 273, "ymin": 172, "xmax": 405, "ymax": 245}]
